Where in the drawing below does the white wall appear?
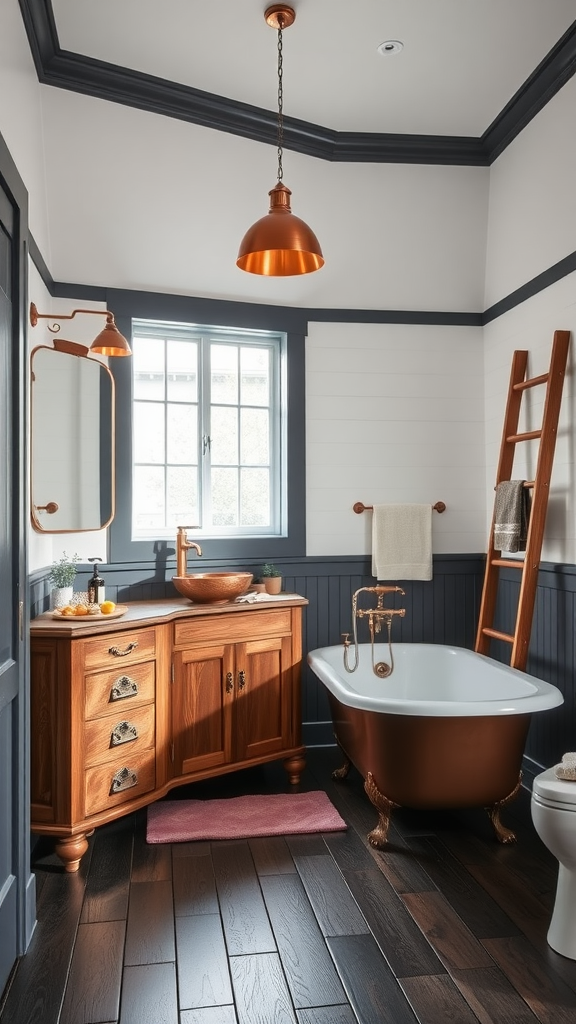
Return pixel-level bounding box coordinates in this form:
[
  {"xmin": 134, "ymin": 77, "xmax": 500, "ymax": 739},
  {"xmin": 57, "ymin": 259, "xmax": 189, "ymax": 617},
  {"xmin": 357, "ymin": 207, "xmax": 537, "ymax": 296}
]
[
  {"xmin": 484, "ymin": 75, "xmax": 576, "ymax": 310},
  {"xmin": 37, "ymin": 86, "xmax": 489, "ymax": 314},
  {"xmin": 483, "ymin": 274, "xmax": 576, "ymax": 564},
  {"xmin": 305, "ymin": 322, "xmax": 486, "ymax": 556},
  {"xmin": 482, "ymin": 73, "xmax": 576, "ymax": 564},
  {"xmin": 0, "ymin": 2, "xmax": 51, "ymax": 259}
]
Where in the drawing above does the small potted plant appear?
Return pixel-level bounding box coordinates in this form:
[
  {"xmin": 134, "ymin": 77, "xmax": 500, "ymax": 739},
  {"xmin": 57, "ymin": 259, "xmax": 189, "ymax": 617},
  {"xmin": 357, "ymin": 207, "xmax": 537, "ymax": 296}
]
[
  {"xmin": 48, "ymin": 552, "xmax": 81, "ymax": 609},
  {"xmin": 260, "ymin": 562, "xmax": 282, "ymax": 595}
]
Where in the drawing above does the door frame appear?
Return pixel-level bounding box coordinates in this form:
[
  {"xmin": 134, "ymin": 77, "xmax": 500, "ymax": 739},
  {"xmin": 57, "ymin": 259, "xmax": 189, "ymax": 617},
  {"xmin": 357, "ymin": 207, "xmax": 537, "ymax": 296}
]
[{"xmin": 0, "ymin": 128, "xmax": 35, "ymax": 977}]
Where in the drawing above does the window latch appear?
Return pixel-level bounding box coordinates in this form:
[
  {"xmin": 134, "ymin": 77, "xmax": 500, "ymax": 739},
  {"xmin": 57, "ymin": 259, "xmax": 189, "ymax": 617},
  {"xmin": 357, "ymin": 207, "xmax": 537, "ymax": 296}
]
[{"xmin": 202, "ymin": 435, "xmax": 212, "ymax": 456}]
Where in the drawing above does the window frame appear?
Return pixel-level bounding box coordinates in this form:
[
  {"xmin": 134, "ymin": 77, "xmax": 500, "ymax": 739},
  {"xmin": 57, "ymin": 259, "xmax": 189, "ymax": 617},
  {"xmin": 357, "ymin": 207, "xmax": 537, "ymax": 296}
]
[
  {"xmin": 107, "ymin": 289, "xmax": 307, "ymax": 565},
  {"xmin": 130, "ymin": 319, "xmax": 286, "ymax": 540}
]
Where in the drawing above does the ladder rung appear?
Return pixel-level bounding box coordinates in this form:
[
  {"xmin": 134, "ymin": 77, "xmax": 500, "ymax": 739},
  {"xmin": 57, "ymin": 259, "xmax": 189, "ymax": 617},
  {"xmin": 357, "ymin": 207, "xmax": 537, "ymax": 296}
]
[
  {"xmin": 493, "ymin": 481, "xmax": 534, "ymax": 491},
  {"xmin": 491, "ymin": 558, "xmax": 525, "ymax": 569},
  {"xmin": 506, "ymin": 430, "xmax": 542, "ymax": 443},
  {"xmin": 481, "ymin": 627, "xmax": 514, "ymax": 644},
  {"xmin": 513, "ymin": 372, "xmax": 549, "ymax": 392}
]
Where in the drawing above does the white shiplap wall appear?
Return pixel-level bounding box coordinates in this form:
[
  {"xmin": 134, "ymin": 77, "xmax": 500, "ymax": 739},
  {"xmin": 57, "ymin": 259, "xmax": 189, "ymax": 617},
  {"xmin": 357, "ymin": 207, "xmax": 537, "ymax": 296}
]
[
  {"xmin": 305, "ymin": 322, "xmax": 486, "ymax": 556},
  {"xmin": 483, "ymin": 71, "xmax": 576, "ymax": 565},
  {"xmin": 483, "ymin": 273, "xmax": 576, "ymax": 564}
]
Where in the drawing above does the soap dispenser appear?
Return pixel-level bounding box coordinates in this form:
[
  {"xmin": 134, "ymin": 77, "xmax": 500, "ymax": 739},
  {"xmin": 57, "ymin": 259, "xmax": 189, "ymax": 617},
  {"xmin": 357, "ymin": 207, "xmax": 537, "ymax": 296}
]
[{"xmin": 87, "ymin": 558, "xmax": 106, "ymax": 605}]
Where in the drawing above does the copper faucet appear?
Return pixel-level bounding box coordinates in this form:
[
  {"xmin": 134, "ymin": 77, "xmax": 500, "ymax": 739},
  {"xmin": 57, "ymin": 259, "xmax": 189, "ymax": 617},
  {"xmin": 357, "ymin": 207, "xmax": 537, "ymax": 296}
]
[
  {"xmin": 176, "ymin": 526, "xmax": 202, "ymax": 576},
  {"xmin": 344, "ymin": 585, "xmax": 406, "ymax": 677}
]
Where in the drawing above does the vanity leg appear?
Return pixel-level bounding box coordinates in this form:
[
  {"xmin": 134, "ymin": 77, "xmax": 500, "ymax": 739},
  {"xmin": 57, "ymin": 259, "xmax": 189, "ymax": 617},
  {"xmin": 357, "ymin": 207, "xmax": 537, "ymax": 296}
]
[
  {"xmin": 283, "ymin": 750, "xmax": 306, "ymax": 785},
  {"xmin": 54, "ymin": 833, "xmax": 89, "ymax": 872}
]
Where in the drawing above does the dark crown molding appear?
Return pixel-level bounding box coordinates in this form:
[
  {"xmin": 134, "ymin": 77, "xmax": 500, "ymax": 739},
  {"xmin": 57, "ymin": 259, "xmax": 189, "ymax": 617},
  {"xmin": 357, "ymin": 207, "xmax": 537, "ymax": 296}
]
[{"xmin": 18, "ymin": 2, "xmax": 576, "ymax": 166}]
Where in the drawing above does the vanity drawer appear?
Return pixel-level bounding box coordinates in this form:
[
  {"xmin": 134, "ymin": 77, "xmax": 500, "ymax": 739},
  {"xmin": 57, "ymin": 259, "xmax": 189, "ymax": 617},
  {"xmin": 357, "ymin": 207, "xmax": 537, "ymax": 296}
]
[
  {"xmin": 84, "ymin": 703, "xmax": 155, "ymax": 768},
  {"xmin": 85, "ymin": 749, "xmax": 156, "ymax": 817},
  {"xmin": 82, "ymin": 628, "xmax": 157, "ymax": 672},
  {"xmin": 85, "ymin": 661, "xmax": 156, "ymax": 721},
  {"xmin": 174, "ymin": 609, "xmax": 292, "ymax": 648}
]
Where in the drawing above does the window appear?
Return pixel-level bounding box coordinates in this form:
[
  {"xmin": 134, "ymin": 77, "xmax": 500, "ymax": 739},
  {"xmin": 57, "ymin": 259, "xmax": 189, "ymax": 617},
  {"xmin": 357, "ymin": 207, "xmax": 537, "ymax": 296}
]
[
  {"xmin": 108, "ymin": 292, "xmax": 306, "ymax": 565},
  {"xmin": 131, "ymin": 320, "xmax": 286, "ymax": 539}
]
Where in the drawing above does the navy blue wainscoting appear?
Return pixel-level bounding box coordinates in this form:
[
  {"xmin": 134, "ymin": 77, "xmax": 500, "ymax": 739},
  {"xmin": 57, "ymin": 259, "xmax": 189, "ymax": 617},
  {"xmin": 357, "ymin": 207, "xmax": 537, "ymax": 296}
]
[{"xmin": 488, "ymin": 562, "xmax": 576, "ymax": 785}]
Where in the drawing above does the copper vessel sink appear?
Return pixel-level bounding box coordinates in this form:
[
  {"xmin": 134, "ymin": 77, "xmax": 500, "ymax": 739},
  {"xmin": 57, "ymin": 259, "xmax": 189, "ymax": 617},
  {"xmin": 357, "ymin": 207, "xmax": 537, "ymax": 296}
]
[{"xmin": 172, "ymin": 572, "xmax": 253, "ymax": 604}]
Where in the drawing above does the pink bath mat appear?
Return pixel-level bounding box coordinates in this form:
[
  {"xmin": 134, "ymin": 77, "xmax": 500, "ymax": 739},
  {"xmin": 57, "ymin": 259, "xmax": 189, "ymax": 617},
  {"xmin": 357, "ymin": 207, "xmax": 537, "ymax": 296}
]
[{"xmin": 146, "ymin": 790, "xmax": 347, "ymax": 843}]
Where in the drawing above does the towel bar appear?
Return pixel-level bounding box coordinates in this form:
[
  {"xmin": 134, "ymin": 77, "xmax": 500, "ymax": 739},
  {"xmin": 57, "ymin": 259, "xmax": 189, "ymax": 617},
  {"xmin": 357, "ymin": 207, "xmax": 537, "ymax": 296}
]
[{"xmin": 353, "ymin": 501, "xmax": 446, "ymax": 514}]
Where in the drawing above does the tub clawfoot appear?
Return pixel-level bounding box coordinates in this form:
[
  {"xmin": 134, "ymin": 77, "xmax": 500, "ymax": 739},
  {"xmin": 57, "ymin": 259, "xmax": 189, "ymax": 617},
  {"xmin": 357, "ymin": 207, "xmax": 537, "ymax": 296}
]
[
  {"xmin": 485, "ymin": 773, "xmax": 522, "ymax": 844},
  {"xmin": 332, "ymin": 753, "xmax": 352, "ymax": 780},
  {"xmin": 364, "ymin": 771, "xmax": 399, "ymax": 848}
]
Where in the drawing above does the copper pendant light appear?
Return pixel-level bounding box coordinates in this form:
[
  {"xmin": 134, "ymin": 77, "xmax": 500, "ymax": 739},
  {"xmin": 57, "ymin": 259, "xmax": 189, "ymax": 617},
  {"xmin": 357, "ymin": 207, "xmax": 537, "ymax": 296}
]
[{"xmin": 237, "ymin": 5, "xmax": 324, "ymax": 276}]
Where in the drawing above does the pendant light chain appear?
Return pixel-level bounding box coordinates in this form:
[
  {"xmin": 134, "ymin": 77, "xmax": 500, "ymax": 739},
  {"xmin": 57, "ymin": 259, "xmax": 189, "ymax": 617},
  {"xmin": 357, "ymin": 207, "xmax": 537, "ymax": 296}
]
[
  {"xmin": 236, "ymin": 5, "xmax": 324, "ymax": 276},
  {"xmin": 276, "ymin": 17, "xmax": 284, "ymax": 183}
]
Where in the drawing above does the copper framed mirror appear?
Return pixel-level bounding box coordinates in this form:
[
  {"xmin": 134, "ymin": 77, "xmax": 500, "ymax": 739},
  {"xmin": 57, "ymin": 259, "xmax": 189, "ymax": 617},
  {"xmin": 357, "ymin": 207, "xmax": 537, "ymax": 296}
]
[{"xmin": 30, "ymin": 344, "xmax": 115, "ymax": 533}]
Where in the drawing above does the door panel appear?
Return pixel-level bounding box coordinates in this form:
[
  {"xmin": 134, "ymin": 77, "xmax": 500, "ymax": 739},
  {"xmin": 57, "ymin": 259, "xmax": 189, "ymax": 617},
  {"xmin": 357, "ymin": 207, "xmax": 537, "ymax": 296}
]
[
  {"xmin": 0, "ymin": 155, "xmax": 31, "ymax": 995},
  {"xmin": 0, "ymin": 702, "xmax": 17, "ymax": 992},
  {"xmin": 173, "ymin": 644, "xmax": 234, "ymax": 776},
  {"xmin": 235, "ymin": 636, "xmax": 292, "ymax": 761},
  {"xmin": 0, "ymin": 182, "xmax": 20, "ymax": 995}
]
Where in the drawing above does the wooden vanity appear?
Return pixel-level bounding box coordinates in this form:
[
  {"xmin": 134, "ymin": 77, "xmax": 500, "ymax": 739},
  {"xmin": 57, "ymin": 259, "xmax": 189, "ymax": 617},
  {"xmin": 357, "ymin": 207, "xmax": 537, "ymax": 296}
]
[{"xmin": 30, "ymin": 596, "xmax": 307, "ymax": 870}]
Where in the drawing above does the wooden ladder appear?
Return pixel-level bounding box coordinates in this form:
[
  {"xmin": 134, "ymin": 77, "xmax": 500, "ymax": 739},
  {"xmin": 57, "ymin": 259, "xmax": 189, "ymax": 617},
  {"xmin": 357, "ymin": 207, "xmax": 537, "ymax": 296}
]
[{"xmin": 475, "ymin": 330, "xmax": 570, "ymax": 671}]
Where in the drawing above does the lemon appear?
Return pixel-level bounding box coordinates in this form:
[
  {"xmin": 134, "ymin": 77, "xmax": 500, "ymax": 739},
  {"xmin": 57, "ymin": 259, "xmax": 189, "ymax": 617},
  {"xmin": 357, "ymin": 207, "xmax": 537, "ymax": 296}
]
[{"xmin": 100, "ymin": 601, "xmax": 116, "ymax": 615}]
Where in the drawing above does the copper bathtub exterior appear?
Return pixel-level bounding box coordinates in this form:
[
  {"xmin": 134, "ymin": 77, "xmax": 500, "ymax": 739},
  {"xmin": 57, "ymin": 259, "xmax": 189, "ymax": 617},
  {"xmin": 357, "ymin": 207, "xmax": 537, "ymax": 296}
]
[
  {"xmin": 308, "ymin": 642, "xmax": 564, "ymax": 845},
  {"xmin": 328, "ymin": 693, "xmax": 530, "ymax": 808}
]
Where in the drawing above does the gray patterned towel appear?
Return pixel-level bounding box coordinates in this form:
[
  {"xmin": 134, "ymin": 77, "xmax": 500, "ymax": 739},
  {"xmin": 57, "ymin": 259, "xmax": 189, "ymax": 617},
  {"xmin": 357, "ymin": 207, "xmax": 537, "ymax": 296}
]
[{"xmin": 493, "ymin": 480, "xmax": 530, "ymax": 552}]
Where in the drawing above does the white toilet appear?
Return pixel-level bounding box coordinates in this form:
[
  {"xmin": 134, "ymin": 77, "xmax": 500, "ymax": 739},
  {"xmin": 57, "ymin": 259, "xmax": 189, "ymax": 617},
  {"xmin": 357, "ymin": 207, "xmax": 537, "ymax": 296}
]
[{"xmin": 531, "ymin": 767, "xmax": 576, "ymax": 959}]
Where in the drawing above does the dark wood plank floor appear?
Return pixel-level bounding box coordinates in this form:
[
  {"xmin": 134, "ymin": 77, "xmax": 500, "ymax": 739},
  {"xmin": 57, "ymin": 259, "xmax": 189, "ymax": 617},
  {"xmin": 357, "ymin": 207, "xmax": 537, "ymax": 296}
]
[{"xmin": 2, "ymin": 746, "xmax": 575, "ymax": 1024}]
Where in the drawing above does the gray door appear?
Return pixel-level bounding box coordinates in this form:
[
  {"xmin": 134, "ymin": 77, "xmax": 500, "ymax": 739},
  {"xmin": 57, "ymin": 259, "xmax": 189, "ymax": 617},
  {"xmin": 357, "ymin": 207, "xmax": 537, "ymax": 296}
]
[{"xmin": 0, "ymin": 175, "xmax": 30, "ymax": 995}]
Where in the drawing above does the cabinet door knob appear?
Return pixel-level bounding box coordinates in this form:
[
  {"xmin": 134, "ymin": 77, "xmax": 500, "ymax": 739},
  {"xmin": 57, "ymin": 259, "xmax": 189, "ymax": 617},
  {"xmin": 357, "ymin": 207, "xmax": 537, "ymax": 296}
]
[
  {"xmin": 108, "ymin": 641, "xmax": 139, "ymax": 657},
  {"xmin": 238, "ymin": 670, "xmax": 246, "ymax": 690},
  {"xmin": 226, "ymin": 671, "xmax": 233, "ymax": 693}
]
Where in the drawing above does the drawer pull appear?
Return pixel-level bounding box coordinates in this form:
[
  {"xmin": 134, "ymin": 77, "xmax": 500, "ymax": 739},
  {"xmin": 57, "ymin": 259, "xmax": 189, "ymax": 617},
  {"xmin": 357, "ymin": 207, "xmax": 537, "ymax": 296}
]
[
  {"xmin": 110, "ymin": 675, "xmax": 139, "ymax": 701},
  {"xmin": 108, "ymin": 641, "xmax": 139, "ymax": 658},
  {"xmin": 238, "ymin": 670, "xmax": 246, "ymax": 690},
  {"xmin": 226, "ymin": 671, "xmax": 233, "ymax": 693},
  {"xmin": 110, "ymin": 720, "xmax": 138, "ymax": 747},
  {"xmin": 110, "ymin": 767, "xmax": 138, "ymax": 794}
]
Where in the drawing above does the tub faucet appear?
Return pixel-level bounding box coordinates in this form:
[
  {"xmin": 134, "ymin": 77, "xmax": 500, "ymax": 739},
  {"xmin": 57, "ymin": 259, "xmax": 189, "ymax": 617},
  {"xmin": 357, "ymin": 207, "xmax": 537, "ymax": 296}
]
[
  {"xmin": 176, "ymin": 526, "xmax": 202, "ymax": 576},
  {"xmin": 344, "ymin": 585, "xmax": 406, "ymax": 677},
  {"xmin": 354, "ymin": 586, "xmax": 405, "ymax": 632}
]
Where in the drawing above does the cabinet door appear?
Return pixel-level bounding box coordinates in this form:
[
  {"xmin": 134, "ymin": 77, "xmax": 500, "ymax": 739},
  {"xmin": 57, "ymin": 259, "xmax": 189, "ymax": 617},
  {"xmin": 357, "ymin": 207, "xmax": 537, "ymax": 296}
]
[
  {"xmin": 173, "ymin": 643, "xmax": 234, "ymax": 776},
  {"xmin": 233, "ymin": 636, "xmax": 293, "ymax": 762}
]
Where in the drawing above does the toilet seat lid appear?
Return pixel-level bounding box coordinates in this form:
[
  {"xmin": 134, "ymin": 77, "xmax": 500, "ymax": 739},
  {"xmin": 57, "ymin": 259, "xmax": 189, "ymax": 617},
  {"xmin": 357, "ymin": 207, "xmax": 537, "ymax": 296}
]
[{"xmin": 532, "ymin": 767, "xmax": 576, "ymax": 807}]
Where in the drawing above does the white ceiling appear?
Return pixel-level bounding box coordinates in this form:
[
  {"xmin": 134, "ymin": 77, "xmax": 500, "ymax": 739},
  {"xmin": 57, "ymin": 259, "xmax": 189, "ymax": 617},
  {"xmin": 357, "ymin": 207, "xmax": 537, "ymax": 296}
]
[
  {"xmin": 18, "ymin": 1, "xmax": 576, "ymax": 310},
  {"xmin": 51, "ymin": 0, "xmax": 576, "ymax": 137}
]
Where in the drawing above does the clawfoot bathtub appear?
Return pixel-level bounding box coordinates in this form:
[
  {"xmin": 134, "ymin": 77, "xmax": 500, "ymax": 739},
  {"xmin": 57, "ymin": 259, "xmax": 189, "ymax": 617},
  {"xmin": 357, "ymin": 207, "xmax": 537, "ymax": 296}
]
[{"xmin": 308, "ymin": 643, "xmax": 563, "ymax": 846}]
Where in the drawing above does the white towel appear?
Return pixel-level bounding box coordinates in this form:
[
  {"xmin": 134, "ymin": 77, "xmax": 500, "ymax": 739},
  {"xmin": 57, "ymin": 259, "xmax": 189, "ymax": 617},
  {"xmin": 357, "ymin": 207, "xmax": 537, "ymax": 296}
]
[{"xmin": 371, "ymin": 504, "xmax": 433, "ymax": 581}]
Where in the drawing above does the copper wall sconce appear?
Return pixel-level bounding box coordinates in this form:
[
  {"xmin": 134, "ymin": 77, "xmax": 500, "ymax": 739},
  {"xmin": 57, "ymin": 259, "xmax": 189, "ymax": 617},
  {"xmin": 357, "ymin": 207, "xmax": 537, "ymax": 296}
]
[{"xmin": 29, "ymin": 302, "xmax": 132, "ymax": 357}]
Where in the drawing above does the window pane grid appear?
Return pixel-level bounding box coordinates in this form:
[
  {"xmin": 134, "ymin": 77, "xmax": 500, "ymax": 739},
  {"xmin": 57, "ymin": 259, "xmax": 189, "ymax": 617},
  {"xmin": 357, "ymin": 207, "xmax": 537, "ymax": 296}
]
[{"xmin": 132, "ymin": 321, "xmax": 283, "ymax": 538}]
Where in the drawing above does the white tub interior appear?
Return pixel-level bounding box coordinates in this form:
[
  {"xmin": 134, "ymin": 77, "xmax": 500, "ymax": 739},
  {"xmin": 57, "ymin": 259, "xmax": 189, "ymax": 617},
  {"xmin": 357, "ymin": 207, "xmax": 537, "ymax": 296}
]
[{"xmin": 307, "ymin": 643, "xmax": 564, "ymax": 717}]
